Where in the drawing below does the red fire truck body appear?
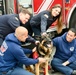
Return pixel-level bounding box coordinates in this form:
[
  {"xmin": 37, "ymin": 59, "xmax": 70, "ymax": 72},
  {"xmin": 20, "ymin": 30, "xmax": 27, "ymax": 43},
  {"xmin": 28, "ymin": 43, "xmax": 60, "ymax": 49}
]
[
  {"xmin": 1, "ymin": 0, "xmax": 76, "ymax": 34},
  {"xmin": 32, "ymin": 0, "xmax": 76, "ymax": 32}
]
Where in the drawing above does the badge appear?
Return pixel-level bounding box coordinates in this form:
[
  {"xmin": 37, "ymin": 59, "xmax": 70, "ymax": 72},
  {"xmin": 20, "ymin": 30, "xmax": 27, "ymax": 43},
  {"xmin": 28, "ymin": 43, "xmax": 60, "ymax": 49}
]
[{"xmin": 70, "ymin": 47, "xmax": 74, "ymax": 51}]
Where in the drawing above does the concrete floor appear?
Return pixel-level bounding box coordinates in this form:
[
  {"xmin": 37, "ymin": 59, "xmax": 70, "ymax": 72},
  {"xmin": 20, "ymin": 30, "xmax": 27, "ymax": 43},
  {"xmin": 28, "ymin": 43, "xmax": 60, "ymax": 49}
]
[
  {"xmin": 47, "ymin": 70, "xmax": 64, "ymax": 75},
  {"xmin": 25, "ymin": 64, "xmax": 64, "ymax": 75},
  {"xmin": 39, "ymin": 68, "xmax": 64, "ymax": 75}
]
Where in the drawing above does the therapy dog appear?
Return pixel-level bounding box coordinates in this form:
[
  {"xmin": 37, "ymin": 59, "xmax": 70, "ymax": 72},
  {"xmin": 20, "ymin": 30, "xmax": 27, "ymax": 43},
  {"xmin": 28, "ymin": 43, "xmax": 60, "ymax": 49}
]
[{"xmin": 25, "ymin": 35, "xmax": 53, "ymax": 75}]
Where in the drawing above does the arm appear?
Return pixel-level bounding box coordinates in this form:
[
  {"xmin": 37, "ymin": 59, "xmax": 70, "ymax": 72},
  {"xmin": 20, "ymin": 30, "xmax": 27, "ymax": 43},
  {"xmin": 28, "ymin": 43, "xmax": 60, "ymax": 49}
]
[
  {"xmin": 67, "ymin": 49, "xmax": 76, "ymax": 63},
  {"xmin": 26, "ymin": 35, "xmax": 36, "ymax": 43},
  {"xmin": 22, "ymin": 47, "xmax": 37, "ymax": 54},
  {"xmin": 22, "ymin": 48, "xmax": 32, "ymax": 54},
  {"xmin": 13, "ymin": 47, "xmax": 46, "ymax": 65},
  {"xmin": 53, "ymin": 38, "xmax": 70, "ymax": 66},
  {"xmin": 62, "ymin": 61, "xmax": 70, "ymax": 66},
  {"xmin": 62, "ymin": 47, "xmax": 76, "ymax": 66},
  {"xmin": 13, "ymin": 47, "xmax": 39, "ymax": 65},
  {"xmin": 41, "ymin": 14, "xmax": 48, "ymax": 33},
  {"xmin": 52, "ymin": 37, "xmax": 59, "ymax": 47},
  {"xmin": 8, "ymin": 15, "xmax": 20, "ymax": 30},
  {"xmin": 62, "ymin": 52, "xmax": 76, "ymax": 66}
]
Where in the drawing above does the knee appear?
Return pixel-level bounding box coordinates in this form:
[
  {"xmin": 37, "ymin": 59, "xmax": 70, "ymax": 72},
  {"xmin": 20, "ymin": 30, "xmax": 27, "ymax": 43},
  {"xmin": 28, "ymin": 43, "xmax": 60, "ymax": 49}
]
[
  {"xmin": 51, "ymin": 58, "xmax": 62, "ymax": 67},
  {"xmin": 51, "ymin": 60, "xmax": 56, "ymax": 68}
]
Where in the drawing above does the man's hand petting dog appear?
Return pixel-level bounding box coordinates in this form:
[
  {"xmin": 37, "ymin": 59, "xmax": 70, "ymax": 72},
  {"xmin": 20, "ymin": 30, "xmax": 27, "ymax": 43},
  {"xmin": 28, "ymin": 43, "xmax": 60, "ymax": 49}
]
[
  {"xmin": 32, "ymin": 47, "xmax": 36, "ymax": 52},
  {"xmin": 38, "ymin": 57, "xmax": 47, "ymax": 63},
  {"xmin": 35, "ymin": 41, "xmax": 40, "ymax": 45},
  {"xmin": 41, "ymin": 32, "xmax": 47, "ymax": 36}
]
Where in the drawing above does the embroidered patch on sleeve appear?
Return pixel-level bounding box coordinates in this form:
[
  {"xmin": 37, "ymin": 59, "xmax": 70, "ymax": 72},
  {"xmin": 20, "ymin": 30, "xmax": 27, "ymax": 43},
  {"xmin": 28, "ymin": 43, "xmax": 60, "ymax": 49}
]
[
  {"xmin": 0, "ymin": 41, "xmax": 8, "ymax": 53},
  {"xmin": 44, "ymin": 14, "xmax": 49, "ymax": 18},
  {"xmin": 15, "ymin": 17, "xmax": 19, "ymax": 21}
]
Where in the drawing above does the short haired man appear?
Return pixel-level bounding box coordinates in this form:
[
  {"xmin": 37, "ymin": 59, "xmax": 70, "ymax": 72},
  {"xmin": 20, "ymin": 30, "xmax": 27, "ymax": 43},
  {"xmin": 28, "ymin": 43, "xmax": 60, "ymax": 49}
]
[
  {"xmin": 0, "ymin": 8, "xmax": 31, "ymax": 46},
  {"xmin": 51, "ymin": 28, "xmax": 76, "ymax": 75},
  {"xmin": 0, "ymin": 26, "xmax": 46, "ymax": 75}
]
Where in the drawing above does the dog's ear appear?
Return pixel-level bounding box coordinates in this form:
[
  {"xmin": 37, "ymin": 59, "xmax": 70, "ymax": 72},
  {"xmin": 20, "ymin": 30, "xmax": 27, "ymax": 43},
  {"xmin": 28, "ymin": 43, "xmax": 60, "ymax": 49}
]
[
  {"xmin": 38, "ymin": 41, "xmax": 49, "ymax": 55},
  {"xmin": 41, "ymin": 40, "xmax": 46, "ymax": 45},
  {"xmin": 41, "ymin": 35, "xmax": 51, "ymax": 42}
]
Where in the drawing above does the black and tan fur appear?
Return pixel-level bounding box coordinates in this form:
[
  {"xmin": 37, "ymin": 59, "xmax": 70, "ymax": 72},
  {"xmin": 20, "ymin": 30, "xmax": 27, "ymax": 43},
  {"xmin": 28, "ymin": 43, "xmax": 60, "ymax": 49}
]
[{"xmin": 26, "ymin": 35, "xmax": 53, "ymax": 75}]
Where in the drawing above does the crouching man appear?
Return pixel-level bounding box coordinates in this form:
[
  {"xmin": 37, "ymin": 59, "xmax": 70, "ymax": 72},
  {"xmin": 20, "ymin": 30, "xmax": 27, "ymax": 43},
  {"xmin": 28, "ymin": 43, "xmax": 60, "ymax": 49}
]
[{"xmin": 0, "ymin": 26, "xmax": 46, "ymax": 75}]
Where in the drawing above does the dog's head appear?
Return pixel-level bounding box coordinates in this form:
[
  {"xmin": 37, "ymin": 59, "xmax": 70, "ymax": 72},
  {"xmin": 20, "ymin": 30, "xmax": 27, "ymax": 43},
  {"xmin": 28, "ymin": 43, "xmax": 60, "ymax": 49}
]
[{"xmin": 37, "ymin": 35, "xmax": 53, "ymax": 57}]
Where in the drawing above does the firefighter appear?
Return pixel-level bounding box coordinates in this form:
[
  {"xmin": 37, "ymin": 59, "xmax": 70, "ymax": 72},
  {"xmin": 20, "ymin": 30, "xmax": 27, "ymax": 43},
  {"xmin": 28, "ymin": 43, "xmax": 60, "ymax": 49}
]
[
  {"xmin": 30, "ymin": 4, "xmax": 63, "ymax": 37},
  {"xmin": 0, "ymin": 8, "xmax": 33, "ymax": 46},
  {"xmin": 51, "ymin": 28, "xmax": 76, "ymax": 75},
  {"xmin": 0, "ymin": 26, "xmax": 46, "ymax": 75}
]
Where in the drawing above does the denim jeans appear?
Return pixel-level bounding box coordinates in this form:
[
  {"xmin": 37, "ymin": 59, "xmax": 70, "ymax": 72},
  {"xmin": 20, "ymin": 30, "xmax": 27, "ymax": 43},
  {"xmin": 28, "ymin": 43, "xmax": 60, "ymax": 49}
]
[
  {"xmin": 0, "ymin": 67, "xmax": 34, "ymax": 75},
  {"xmin": 51, "ymin": 58, "xmax": 76, "ymax": 75}
]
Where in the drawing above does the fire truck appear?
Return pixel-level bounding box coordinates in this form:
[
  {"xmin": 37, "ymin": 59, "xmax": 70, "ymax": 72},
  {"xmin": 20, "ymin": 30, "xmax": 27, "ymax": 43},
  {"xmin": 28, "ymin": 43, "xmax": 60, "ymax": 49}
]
[{"xmin": 1, "ymin": 0, "xmax": 76, "ymax": 36}]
